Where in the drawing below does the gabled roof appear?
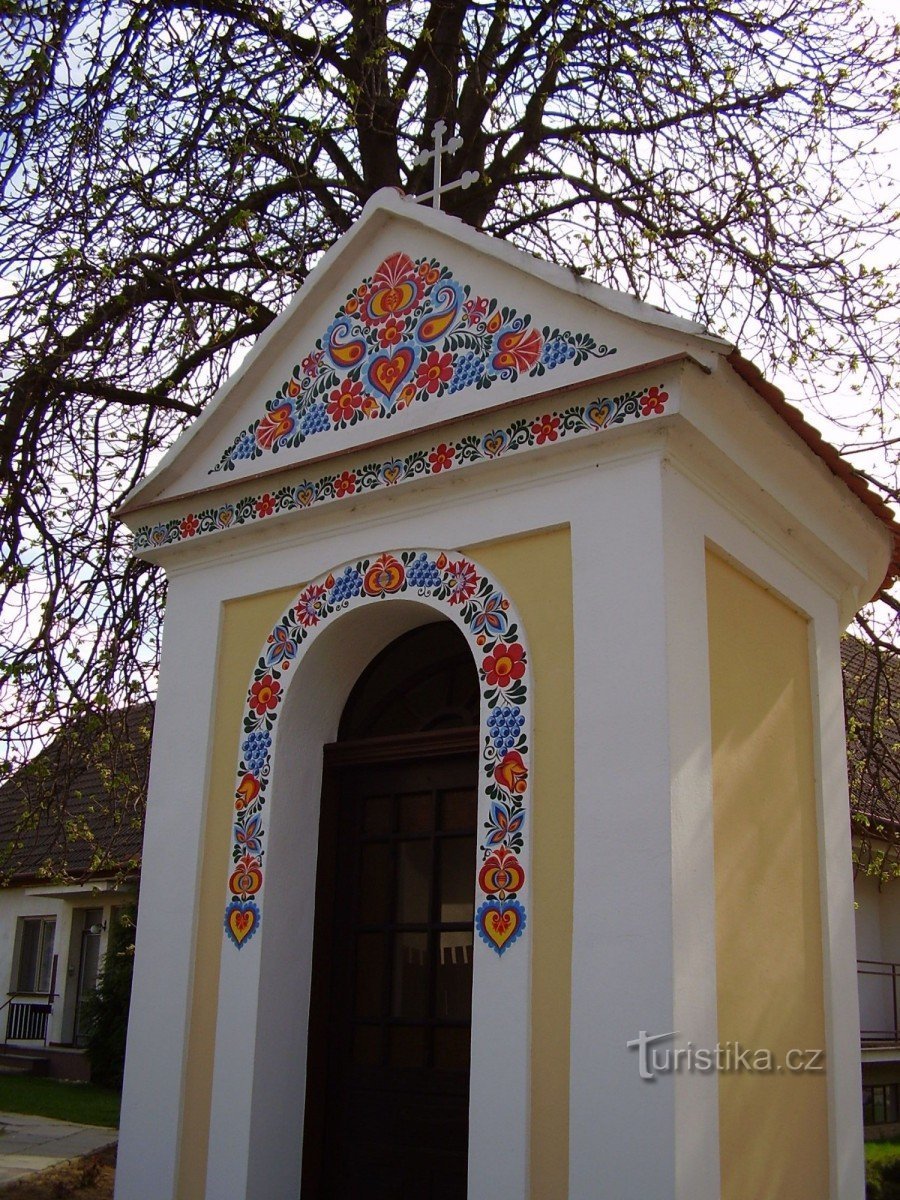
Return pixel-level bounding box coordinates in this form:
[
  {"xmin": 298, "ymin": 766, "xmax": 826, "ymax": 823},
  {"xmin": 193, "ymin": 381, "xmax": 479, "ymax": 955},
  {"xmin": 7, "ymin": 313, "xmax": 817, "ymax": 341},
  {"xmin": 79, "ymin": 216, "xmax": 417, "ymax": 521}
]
[{"xmin": 0, "ymin": 705, "xmax": 151, "ymax": 884}]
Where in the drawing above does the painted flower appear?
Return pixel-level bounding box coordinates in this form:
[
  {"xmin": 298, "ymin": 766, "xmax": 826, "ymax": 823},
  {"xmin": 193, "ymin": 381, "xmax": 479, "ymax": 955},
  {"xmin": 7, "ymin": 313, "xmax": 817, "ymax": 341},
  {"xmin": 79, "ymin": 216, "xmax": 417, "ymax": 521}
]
[
  {"xmin": 235, "ymin": 772, "xmax": 261, "ymax": 811},
  {"xmin": 377, "ymin": 316, "xmax": 406, "ymax": 348},
  {"xmin": 482, "ymin": 641, "xmax": 526, "ymax": 689},
  {"xmin": 234, "ymin": 813, "xmax": 263, "ymax": 855},
  {"xmin": 469, "ymin": 591, "xmax": 509, "ymax": 638},
  {"xmin": 229, "ymin": 854, "xmax": 264, "ymax": 897},
  {"xmin": 640, "ymin": 387, "xmax": 669, "ymax": 416},
  {"xmin": 464, "ymin": 296, "xmax": 489, "ymax": 325},
  {"xmin": 363, "ymin": 553, "xmax": 405, "ymax": 596},
  {"xmin": 294, "ymin": 583, "xmax": 328, "ymax": 627},
  {"xmin": 483, "ymin": 799, "xmax": 526, "ymax": 847},
  {"xmin": 301, "ymin": 350, "xmax": 323, "ymax": 377},
  {"xmin": 478, "ymin": 848, "xmax": 525, "ymax": 896},
  {"xmin": 416, "ymin": 350, "xmax": 455, "ymax": 395},
  {"xmin": 249, "ymin": 674, "xmax": 281, "ymax": 716},
  {"xmin": 417, "ymin": 261, "xmax": 440, "ymax": 285},
  {"xmin": 492, "ymin": 325, "xmax": 543, "ymax": 374},
  {"xmin": 493, "ymin": 749, "xmax": 528, "ymax": 795},
  {"xmin": 531, "ymin": 414, "xmax": 560, "ymax": 445},
  {"xmin": 255, "ymin": 493, "xmax": 276, "ymax": 518},
  {"xmin": 327, "ymin": 379, "xmax": 365, "ymax": 425},
  {"xmin": 334, "ymin": 470, "xmax": 357, "ymax": 498},
  {"xmin": 256, "ymin": 402, "xmax": 295, "ymax": 450},
  {"xmin": 396, "ymin": 383, "xmax": 417, "ymax": 409},
  {"xmin": 179, "ymin": 514, "xmax": 199, "ymax": 539},
  {"xmin": 428, "ymin": 442, "xmax": 455, "ymax": 473},
  {"xmin": 266, "ymin": 624, "xmax": 298, "ymax": 669},
  {"xmin": 445, "ymin": 558, "xmax": 478, "ymax": 606}
]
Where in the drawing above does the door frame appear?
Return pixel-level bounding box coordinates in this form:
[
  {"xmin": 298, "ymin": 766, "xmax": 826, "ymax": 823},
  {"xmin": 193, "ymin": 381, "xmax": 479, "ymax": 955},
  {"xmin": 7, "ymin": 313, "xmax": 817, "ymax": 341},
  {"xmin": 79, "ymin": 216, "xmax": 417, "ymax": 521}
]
[{"xmin": 204, "ymin": 579, "xmax": 533, "ymax": 1200}]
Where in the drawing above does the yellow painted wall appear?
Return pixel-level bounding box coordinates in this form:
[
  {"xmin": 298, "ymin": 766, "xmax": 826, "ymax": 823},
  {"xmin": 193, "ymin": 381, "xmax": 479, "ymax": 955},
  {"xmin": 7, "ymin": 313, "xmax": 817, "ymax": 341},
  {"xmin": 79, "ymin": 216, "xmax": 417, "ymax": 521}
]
[
  {"xmin": 706, "ymin": 551, "xmax": 829, "ymax": 1199},
  {"xmin": 175, "ymin": 530, "xmax": 574, "ymax": 1198}
]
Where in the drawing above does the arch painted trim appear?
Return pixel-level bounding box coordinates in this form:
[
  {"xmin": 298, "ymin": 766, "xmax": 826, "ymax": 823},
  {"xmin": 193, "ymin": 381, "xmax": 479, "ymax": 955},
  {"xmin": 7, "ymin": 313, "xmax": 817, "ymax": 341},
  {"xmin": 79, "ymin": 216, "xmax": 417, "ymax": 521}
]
[{"xmin": 224, "ymin": 548, "xmax": 531, "ymax": 958}]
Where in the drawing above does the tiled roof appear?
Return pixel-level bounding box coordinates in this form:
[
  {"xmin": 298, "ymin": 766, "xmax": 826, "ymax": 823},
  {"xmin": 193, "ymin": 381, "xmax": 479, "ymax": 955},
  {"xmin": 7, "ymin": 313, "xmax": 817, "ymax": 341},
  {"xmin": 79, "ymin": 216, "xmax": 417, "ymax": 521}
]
[{"xmin": 0, "ymin": 705, "xmax": 151, "ymax": 884}]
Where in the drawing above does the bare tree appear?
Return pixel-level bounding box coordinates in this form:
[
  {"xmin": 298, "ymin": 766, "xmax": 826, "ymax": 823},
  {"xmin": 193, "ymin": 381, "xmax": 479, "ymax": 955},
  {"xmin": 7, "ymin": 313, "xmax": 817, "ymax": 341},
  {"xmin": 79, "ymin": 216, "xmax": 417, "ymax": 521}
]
[{"xmin": 1, "ymin": 0, "xmax": 898, "ymax": 808}]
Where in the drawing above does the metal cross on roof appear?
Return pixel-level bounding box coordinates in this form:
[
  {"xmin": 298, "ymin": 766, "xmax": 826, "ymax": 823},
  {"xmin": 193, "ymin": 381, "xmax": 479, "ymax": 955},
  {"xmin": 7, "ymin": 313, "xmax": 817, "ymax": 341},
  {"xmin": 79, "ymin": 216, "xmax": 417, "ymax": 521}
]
[{"xmin": 407, "ymin": 120, "xmax": 479, "ymax": 211}]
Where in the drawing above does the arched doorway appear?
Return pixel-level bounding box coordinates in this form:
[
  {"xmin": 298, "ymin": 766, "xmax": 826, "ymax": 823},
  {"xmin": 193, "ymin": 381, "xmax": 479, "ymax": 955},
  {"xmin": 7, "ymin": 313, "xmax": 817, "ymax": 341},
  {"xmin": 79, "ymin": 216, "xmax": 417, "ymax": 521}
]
[{"xmin": 301, "ymin": 622, "xmax": 479, "ymax": 1198}]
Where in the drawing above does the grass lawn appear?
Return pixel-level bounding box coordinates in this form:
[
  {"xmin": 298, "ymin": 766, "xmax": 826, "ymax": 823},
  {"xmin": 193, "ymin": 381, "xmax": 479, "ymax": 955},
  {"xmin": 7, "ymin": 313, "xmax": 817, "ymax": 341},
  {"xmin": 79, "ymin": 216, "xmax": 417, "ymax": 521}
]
[
  {"xmin": 0, "ymin": 1076, "xmax": 120, "ymax": 1128},
  {"xmin": 866, "ymin": 1139, "xmax": 900, "ymax": 1198}
]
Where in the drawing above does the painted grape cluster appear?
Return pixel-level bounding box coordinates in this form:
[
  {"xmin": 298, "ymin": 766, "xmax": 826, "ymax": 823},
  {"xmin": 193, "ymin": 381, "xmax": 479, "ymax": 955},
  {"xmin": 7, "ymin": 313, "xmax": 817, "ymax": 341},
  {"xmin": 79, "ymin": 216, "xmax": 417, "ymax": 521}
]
[
  {"xmin": 135, "ymin": 385, "xmax": 670, "ymax": 553},
  {"xmin": 224, "ymin": 550, "xmax": 531, "ymax": 958},
  {"xmin": 210, "ymin": 251, "xmax": 616, "ymax": 473}
]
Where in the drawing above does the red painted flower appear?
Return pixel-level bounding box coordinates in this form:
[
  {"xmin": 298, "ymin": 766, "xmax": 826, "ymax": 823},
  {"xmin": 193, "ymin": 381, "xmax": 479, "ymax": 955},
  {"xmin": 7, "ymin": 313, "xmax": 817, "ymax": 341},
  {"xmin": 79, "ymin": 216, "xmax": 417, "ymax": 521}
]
[
  {"xmin": 483, "ymin": 642, "xmax": 526, "ymax": 689},
  {"xmin": 531, "ymin": 414, "xmax": 560, "ymax": 445},
  {"xmin": 229, "ymin": 854, "xmax": 263, "ymax": 897},
  {"xmin": 428, "ymin": 442, "xmax": 455, "ymax": 473},
  {"xmin": 255, "ymin": 493, "xmax": 276, "ymax": 518},
  {"xmin": 334, "ymin": 470, "xmax": 357, "ymax": 498},
  {"xmin": 464, "ymin": 296, "xmax": 489, "ymax": 325},
  {"xmin": 478, "ymin": 848, "xmax": 525, "ymax": 896},
  {"xmin": 416, "ymin": 350, "xmax": 454, "ymax": 395},
  {"xmin": 640, "ymin": 387, "xmax": 669, "ymax": 416},
  {"xmin": 179, "ymin": 514, "xmax": 199, "ymax": 539},
  {"xmin": 235, "ymin": 772, "xmax": 261, "ymax": 810},
  {"xmin": 493, "ymin": 325, "xmax": 543, "ymax": 374},
  {"xmin": 493, "ymin": 749, "xmax": 528, "ymax": 795},
  {"xmin": 363, "ymin": 553, "xmax": 405, "ymax": 596},
  {"xmin": 445, "ymin": 558, "xmax": 478, "ymax": 605},
  {"xmin": 377, "ymin": 316, "xmax": 406, "ymax": 348},
  {"xmin": 327, "ymin": 379, "xmax": 365, "ymax": 425},
  {"xmin": 255, "ymin": 402, "xmax": 295, "ymax": 450},
  {"xmin": 295, "ymin": 582, "xmax": 327, "ymax": 627},
  {"xmin": 301, "ymin": 351, "xmax": 323, "ymax": 377},
  {"xmin": 249, "ymin": 674, "xmax": 281, "ymax": 716}
]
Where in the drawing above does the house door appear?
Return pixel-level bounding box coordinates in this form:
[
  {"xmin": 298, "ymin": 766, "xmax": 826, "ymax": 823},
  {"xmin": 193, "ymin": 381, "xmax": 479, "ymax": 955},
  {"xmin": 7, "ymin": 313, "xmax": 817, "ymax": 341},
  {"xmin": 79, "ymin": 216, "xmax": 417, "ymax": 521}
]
[{"xmin": 301, "ymin": 623, "xmax": 479, "ymax": 1199}]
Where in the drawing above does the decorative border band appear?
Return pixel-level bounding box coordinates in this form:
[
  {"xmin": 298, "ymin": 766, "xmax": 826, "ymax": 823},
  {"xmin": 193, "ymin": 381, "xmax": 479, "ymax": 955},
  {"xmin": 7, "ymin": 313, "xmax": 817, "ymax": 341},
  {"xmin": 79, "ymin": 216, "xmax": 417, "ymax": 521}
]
[
  {"xmin": 135, "ymin": 384, "xmax": 670, "ymax": 553},
  {"xmin": 225, "ymin": 549, "xmax": 532, "ymax": 958}
]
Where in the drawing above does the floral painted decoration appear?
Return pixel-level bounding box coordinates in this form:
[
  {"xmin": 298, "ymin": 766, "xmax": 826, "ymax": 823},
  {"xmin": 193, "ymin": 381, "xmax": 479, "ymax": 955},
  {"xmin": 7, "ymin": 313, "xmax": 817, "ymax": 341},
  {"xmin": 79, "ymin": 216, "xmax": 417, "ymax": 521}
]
[
  {"xmin": 210, "ymin": 251, "xmax": 616, "ymax": 472},
  {"xmin": 136, "ymin": 385, "xmax": 670, "ymax": 553},
  {"xmin": 224, "ymin": 550, "xmax": 530, "ymax": 959}
]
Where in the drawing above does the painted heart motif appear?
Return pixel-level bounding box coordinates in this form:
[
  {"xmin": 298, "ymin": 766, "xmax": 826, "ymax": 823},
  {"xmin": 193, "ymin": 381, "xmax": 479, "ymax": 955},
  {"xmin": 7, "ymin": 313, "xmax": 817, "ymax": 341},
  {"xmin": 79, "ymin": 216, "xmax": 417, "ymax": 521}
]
[
  {"xmin": 585, "ymin": 398, "xmax": 614, "ymax": 430},
  {"xmin": 225, "ymin": 900, "xmax": 260, "ymax": 948},
  {"xmin": 476, "ymin": 898, "xmax": 526, "ymax": 956},
  {"xmin": 295, "ymin": 486, "xmax": 315, "ymax": 508},
  {"xmin": 367, "ymin": 346, "xmax": 416, "ymax": 402},
  {"xmin": 381, "ymin": 463, "xmax": 403, "ymax": 485},
  {"xmin": 481, "ymin": 431, "xmax": 508, "ymax": 459}
]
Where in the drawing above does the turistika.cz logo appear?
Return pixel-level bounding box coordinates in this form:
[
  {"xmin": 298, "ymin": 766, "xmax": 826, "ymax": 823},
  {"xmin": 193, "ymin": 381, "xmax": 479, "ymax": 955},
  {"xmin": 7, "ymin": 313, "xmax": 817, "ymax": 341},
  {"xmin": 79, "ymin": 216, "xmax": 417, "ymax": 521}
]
[{"xmin": 626, "ymin": 1030, "xmax": 825, "ymax": 1080}]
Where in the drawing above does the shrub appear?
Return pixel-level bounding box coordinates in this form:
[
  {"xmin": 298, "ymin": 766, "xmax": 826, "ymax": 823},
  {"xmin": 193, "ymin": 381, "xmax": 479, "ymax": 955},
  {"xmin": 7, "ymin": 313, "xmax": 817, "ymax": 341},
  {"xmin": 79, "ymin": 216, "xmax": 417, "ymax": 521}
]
[{"xmin": 82, "ymin": 906, "xmax": 136, "ymax": 1088}]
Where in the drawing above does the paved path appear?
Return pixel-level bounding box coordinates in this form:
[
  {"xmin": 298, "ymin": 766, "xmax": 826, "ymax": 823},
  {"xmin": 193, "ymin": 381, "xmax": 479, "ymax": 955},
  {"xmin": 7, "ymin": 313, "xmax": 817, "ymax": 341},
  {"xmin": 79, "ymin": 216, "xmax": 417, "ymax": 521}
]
[{"xmin": 0, "ymin": 1111, "xmax": 116, "ymax": 1185}]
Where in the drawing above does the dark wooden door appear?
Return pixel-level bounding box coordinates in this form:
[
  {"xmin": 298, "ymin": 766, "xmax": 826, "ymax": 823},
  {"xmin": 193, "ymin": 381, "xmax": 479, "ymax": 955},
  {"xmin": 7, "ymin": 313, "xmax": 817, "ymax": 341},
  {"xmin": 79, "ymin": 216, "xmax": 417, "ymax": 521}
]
[{"xmin": 302, "ymin": 729, "xmax": 478, "ymax": 1199}]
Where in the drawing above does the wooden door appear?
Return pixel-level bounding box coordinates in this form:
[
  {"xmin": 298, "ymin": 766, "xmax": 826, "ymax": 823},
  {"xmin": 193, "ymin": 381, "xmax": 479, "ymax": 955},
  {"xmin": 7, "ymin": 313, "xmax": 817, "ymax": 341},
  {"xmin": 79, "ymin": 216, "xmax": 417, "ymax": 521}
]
[{"xmin": 302, "ymin": 729, "xmax": 478, "ymax": 1199}]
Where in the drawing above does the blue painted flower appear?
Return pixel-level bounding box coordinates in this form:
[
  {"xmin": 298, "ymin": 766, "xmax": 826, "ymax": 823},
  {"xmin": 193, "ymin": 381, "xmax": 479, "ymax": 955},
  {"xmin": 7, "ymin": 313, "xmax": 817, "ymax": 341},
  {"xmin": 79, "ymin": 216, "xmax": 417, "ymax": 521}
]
[
  {"xmin": 265, "ymin": 623, "xmax": 299, "ymax": 669},
  {"xmin": 484, "ymin": 799, "xmax": 525, "ymax": 847},
  {"xmin": 235, "ymin": 812, "xmax": 263, "ymax": 856},
  {"xmin": 469, "ymin": 592, "xmax": 509, "ymax": 638},
  {"xmin": 241, "ymin": 730, "xmax": 272, "ymax": 775}
]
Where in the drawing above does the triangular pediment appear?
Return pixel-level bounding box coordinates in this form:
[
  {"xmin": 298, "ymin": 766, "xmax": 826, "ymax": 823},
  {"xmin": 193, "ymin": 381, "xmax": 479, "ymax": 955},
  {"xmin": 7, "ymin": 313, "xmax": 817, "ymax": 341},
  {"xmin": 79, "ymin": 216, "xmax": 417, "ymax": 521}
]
[{"xmin": 119, "ymin": 189, "xmax": 729, "ymax": 515}]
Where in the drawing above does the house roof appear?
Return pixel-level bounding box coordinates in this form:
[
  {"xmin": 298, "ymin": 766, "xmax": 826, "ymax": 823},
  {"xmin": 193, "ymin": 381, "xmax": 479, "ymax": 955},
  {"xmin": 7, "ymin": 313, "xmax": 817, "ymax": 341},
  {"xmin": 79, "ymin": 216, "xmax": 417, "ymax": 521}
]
[{"xmin": 0, "ymin": 705, "xmax": 151, "ymax": 885}]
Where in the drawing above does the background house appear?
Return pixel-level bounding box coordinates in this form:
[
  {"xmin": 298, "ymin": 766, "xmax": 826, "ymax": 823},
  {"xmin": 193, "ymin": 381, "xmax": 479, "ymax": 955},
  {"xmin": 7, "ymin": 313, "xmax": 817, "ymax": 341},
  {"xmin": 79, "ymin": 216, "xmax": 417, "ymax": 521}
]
[{"xmin": 0, "ymin": 705, "xmax": 149, "ymax": 1079}]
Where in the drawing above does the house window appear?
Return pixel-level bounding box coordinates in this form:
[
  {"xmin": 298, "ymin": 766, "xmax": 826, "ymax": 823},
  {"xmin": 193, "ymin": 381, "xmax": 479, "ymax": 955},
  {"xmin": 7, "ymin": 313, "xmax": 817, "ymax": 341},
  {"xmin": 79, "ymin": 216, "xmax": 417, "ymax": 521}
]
[
  {"xmin": 864, "ymin": 1083, "xmax": 900, "ymax": 1126},
  {"xmin": 13, "ymin": 917, "xmax": 56, "ymax": 994}
]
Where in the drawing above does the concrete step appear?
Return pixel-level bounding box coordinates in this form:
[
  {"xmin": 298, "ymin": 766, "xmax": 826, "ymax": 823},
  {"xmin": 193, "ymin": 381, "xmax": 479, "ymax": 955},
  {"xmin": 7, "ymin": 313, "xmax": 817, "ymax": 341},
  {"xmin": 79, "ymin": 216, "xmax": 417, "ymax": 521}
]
[{"xmin": 0, "ymin": 1051, "xmax": 50, "ymax": 1076}]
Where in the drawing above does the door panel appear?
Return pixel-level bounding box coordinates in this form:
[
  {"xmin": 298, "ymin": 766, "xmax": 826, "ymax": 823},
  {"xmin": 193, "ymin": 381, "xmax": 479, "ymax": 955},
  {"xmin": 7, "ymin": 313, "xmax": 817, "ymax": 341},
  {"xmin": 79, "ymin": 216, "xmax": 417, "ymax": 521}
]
[{"xmin": 302, "ymin": 742, "xmax": 477, "ymax": 1199}]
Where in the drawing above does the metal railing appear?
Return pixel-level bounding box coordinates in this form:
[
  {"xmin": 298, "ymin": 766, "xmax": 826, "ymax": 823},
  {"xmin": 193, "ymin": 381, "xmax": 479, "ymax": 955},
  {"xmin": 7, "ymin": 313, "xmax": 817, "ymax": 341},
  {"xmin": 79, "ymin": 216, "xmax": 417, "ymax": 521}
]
[
  {"xmin": 859, "ymin": 959, "xmax": 900, "ymax": 1044},
  {"xmin": 1, "ymin": 954, "xmax": 58, "ymax": 1046}
]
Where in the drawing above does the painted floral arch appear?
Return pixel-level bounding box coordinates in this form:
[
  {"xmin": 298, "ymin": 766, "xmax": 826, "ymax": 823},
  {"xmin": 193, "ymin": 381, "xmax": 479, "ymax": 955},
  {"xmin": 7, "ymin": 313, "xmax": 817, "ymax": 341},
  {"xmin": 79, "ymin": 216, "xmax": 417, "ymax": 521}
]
[{"xmin": 224, "ymin": 548, "xmax": 531, "ymax": 958}]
